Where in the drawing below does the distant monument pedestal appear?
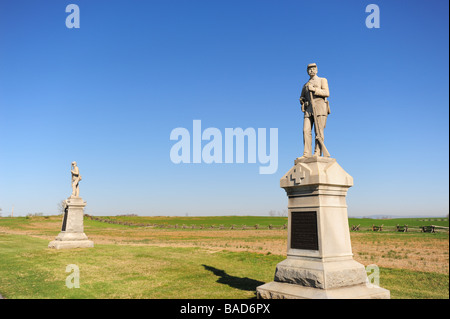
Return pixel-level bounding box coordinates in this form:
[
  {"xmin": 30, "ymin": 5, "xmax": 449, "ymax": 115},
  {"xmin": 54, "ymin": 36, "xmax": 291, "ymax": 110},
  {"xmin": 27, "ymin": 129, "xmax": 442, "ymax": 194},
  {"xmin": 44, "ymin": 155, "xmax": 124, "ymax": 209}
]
[
  {"xmin": 48, "ymin": 196, "xmax": 94, "ymax": 249},
  {"xmin": 256, "ymin": 156, "xmax": 389, "ymax": 299}
]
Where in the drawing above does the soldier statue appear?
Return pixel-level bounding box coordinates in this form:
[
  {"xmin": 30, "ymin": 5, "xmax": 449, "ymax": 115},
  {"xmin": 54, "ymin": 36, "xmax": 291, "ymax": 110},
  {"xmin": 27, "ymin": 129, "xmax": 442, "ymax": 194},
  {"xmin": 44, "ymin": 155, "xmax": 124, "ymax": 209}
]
[
  {"xmin": 71, "ymin": 161, "xmax": 82, "ymax": 197},
  {"xmin": 299, "ymin": 63, "xmax": 331, "ymax": 158}
]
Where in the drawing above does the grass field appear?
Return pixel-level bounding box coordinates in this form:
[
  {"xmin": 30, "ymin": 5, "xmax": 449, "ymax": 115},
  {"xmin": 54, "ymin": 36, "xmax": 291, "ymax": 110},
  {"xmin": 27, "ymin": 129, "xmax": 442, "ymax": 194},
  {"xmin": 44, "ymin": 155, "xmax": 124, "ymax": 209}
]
[
  {"xmin": 88, "ymin": 215, "xmax": 449, "ymax": 232},
  {"xmin": 89, "ymin": 215, "xmax": 289, "ymax": 228},
  {"xmin": 0, "ymin": 215, "xmax": 448, "ymax": 299}
]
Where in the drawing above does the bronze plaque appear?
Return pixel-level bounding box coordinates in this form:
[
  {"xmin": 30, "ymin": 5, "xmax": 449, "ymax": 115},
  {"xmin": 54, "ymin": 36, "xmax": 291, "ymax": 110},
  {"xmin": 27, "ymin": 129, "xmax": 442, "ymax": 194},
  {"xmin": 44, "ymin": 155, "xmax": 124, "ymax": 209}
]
[{"xmin": 290, "ymin": 211, "xmax": 319, "ymax": 250}]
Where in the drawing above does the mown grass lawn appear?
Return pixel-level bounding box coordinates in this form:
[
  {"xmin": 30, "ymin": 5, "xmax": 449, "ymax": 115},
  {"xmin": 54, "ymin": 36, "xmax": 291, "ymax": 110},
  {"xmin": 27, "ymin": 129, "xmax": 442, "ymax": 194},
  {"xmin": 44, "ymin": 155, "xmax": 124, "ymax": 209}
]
[
  {"xmin": 0, "ymin": 233, "xmax": 282, "ymax": 299},
  {"xmin": 0, "ymin": 233, "xmax": 448, "ymax": 299}
]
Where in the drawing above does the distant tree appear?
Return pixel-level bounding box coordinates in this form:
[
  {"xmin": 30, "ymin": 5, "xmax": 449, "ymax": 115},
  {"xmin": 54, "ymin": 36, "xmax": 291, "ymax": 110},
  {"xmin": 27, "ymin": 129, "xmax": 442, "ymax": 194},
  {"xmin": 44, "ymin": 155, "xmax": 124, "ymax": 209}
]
[
  {"xmin": 268, "ymin": 209, "xmax": 287, "ymax": 217},
  {"xmin": 26, "ymin": 212, "xmax": 44, "ymax": 218},
  {"xmin": 57, "ymin": 200, "xmax": 67, "ymax": 215},
  {"xmin": 0, "ymin": 207, "xmax": 2, "ymax": 217},
  {"xmin": 278, "ymin": 209, "xmax": 288, "ymax": 217}
]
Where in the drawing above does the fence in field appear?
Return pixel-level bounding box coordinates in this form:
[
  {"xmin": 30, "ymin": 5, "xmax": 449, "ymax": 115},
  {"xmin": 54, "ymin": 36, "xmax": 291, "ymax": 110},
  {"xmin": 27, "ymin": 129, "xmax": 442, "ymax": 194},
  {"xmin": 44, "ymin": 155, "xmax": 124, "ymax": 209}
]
[
  {"xmin": 349, "ymin": 223, "xmax": 449, "ymax": 233},
  {"xmin": 85, "ymin": 215, "xmax": 448, "ymax": 233},
  {"xmin": 85, "ymin": 215, "xmax": 287, "ymax": 230}
]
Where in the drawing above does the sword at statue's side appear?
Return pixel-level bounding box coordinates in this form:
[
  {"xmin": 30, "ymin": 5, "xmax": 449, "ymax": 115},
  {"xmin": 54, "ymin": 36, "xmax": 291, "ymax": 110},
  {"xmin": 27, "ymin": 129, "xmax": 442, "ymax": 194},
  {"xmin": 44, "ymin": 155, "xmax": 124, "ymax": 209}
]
[{"xmin": 309, "ymin": 90, "xmax": 331, "ymax": 157}]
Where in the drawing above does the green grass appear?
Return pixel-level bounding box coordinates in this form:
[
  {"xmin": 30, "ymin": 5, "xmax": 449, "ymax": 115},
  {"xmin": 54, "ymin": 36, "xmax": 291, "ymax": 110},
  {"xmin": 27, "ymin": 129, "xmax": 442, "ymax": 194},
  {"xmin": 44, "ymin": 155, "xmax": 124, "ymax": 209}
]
[
  {"xmin": 381, "ymin": 268, "xmax": 449, "ymax": 299},
  {"xmin": 0, "ymin": 216, "xmax": 52, "ymax": 229},
  {"xmin": 0, "ymin": 233, "xmax": 448, "ymax": 299},
  {"xmin": 0, "ymin": 233, "xmax": 282, "ymax": 299},
  {"xmin": 95, "ymin": 215, "xmax": 289, "ymax": 228},
  {"xmin": 1, "ymin": 215, "xmax": 446, "ymax": 231},
  {"xmin": 99, "ymin": 215, "xmax": 448, "ymax": 228},
  {"xmin": 92, "ymin": 215, "xmax": 449, "ymax": 231}
]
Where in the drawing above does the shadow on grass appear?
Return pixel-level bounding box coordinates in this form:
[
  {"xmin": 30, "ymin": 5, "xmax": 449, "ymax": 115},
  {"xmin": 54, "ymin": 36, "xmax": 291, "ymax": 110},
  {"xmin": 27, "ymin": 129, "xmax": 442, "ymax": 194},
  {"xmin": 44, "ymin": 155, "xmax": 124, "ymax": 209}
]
[{"xmin": 202, "ymin": 265, "xmax": 265, "ymax": 294}]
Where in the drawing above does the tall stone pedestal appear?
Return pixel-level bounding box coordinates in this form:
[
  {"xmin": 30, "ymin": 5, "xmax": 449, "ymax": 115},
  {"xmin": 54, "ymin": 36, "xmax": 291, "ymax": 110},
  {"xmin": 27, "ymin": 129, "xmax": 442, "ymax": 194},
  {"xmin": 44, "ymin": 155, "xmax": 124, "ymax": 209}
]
[
  {"xmin": 256, "ymin": 156, "xmax": 389, "ymax": 299},
  {"xmin": 48, "ymin": 196, "xmax": 94, "ymax": 249}
]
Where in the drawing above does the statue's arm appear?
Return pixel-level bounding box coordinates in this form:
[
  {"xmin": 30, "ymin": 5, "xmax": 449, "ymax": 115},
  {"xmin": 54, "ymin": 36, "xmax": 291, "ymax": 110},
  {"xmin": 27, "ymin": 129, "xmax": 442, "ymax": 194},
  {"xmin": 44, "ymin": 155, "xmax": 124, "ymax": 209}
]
[
  {"xmin": 71, "ymin": 167, "xmax": 79, "ymax": 175},
  {"xmin": 300, "ymin": 85, "xmax": 310, "ymax": 101},
  {"xmin": 299, "ymin": 86, "xmax": 307, "ymax": 111},
  {"xmin": 313, "ymin": 78, "xmax": 330, "ymax": 98}
]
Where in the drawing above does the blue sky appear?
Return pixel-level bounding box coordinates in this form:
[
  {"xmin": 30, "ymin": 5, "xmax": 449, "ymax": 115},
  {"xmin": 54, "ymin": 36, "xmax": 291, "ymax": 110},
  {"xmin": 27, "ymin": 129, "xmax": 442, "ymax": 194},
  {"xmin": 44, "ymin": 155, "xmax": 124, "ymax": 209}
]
[{"xmin": 0, "ymin": 0, "xmax": 448, "ymax": 217}]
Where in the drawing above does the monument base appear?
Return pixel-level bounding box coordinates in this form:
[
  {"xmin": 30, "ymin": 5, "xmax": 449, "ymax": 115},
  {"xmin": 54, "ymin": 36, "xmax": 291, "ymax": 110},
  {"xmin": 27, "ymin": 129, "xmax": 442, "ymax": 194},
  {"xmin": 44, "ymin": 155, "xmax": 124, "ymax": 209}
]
[
  {"xmin": 257, "ymin": 156, "xmax": 390, "ymax": 299},
  {"xmin": 273, "ymin": 257, "xmax": 368, "ymax": 289},
  {"xmin": 257, "ymin": 256, "xmax": 390, "ymax": 299},
  {"xmin": 48, "ymin": 195, "xmax": 94, "ymax": 249},
  {"xmin": 48, "ymin": 239, "xmax": 94, "ymax": 250},
  {"xmin": 256, "ymin": 281, "xmax": 390, "ymax": 299}
]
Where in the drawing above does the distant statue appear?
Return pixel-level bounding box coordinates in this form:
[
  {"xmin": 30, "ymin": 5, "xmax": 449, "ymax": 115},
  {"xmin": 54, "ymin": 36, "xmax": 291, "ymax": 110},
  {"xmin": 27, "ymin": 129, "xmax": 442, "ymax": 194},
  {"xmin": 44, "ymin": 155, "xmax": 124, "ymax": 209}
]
[
  {"xmin": 71, "ymin": 161, "xmax": 82, "ymax": 197},
  {"xmin": 299, "ymin": 63, "xmax": 331, "ymax": 158}
]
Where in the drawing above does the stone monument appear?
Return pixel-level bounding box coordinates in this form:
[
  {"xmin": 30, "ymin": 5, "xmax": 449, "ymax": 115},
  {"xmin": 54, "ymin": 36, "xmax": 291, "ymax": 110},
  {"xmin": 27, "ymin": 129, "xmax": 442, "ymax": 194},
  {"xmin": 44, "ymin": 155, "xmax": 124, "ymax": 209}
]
[
  {"xmin": 48, "ymin": 162, "xmax": 94, "ymax": 249},
  {"xmin": 256, "ymin": 64, "xmax": 389, "ymax": 299}
]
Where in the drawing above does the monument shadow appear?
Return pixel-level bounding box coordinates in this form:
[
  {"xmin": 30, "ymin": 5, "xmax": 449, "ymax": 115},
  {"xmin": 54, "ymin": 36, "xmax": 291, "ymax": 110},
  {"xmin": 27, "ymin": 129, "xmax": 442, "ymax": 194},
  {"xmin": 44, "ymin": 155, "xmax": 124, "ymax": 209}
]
[{"xmin": 202, "ymin": 265, "xmax": 264, "ymax": 295}]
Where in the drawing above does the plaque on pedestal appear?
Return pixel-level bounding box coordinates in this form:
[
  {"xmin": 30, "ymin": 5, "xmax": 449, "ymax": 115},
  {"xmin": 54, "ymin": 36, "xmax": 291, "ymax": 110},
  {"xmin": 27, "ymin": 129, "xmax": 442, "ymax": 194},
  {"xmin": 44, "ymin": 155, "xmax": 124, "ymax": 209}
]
[{"xmin": 256, "ymin": 156, "xmax": 390, "ymax": 299}]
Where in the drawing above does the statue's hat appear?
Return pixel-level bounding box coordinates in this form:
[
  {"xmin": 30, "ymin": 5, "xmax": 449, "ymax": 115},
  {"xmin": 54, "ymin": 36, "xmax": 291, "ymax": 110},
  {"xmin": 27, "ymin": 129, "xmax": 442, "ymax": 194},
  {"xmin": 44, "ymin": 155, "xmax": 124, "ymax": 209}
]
[{"xmin": 307, "ymin": 63, "xmax": 317, "ymax": 69}]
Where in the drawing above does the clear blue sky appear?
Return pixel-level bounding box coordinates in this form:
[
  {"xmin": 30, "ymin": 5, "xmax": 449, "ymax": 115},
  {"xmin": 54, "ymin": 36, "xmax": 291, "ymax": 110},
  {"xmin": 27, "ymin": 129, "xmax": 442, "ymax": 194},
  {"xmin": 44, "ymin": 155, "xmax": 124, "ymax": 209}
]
[{"xmin": 0, "ymin": 0, "xmax": 448, "ymax": 217}]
